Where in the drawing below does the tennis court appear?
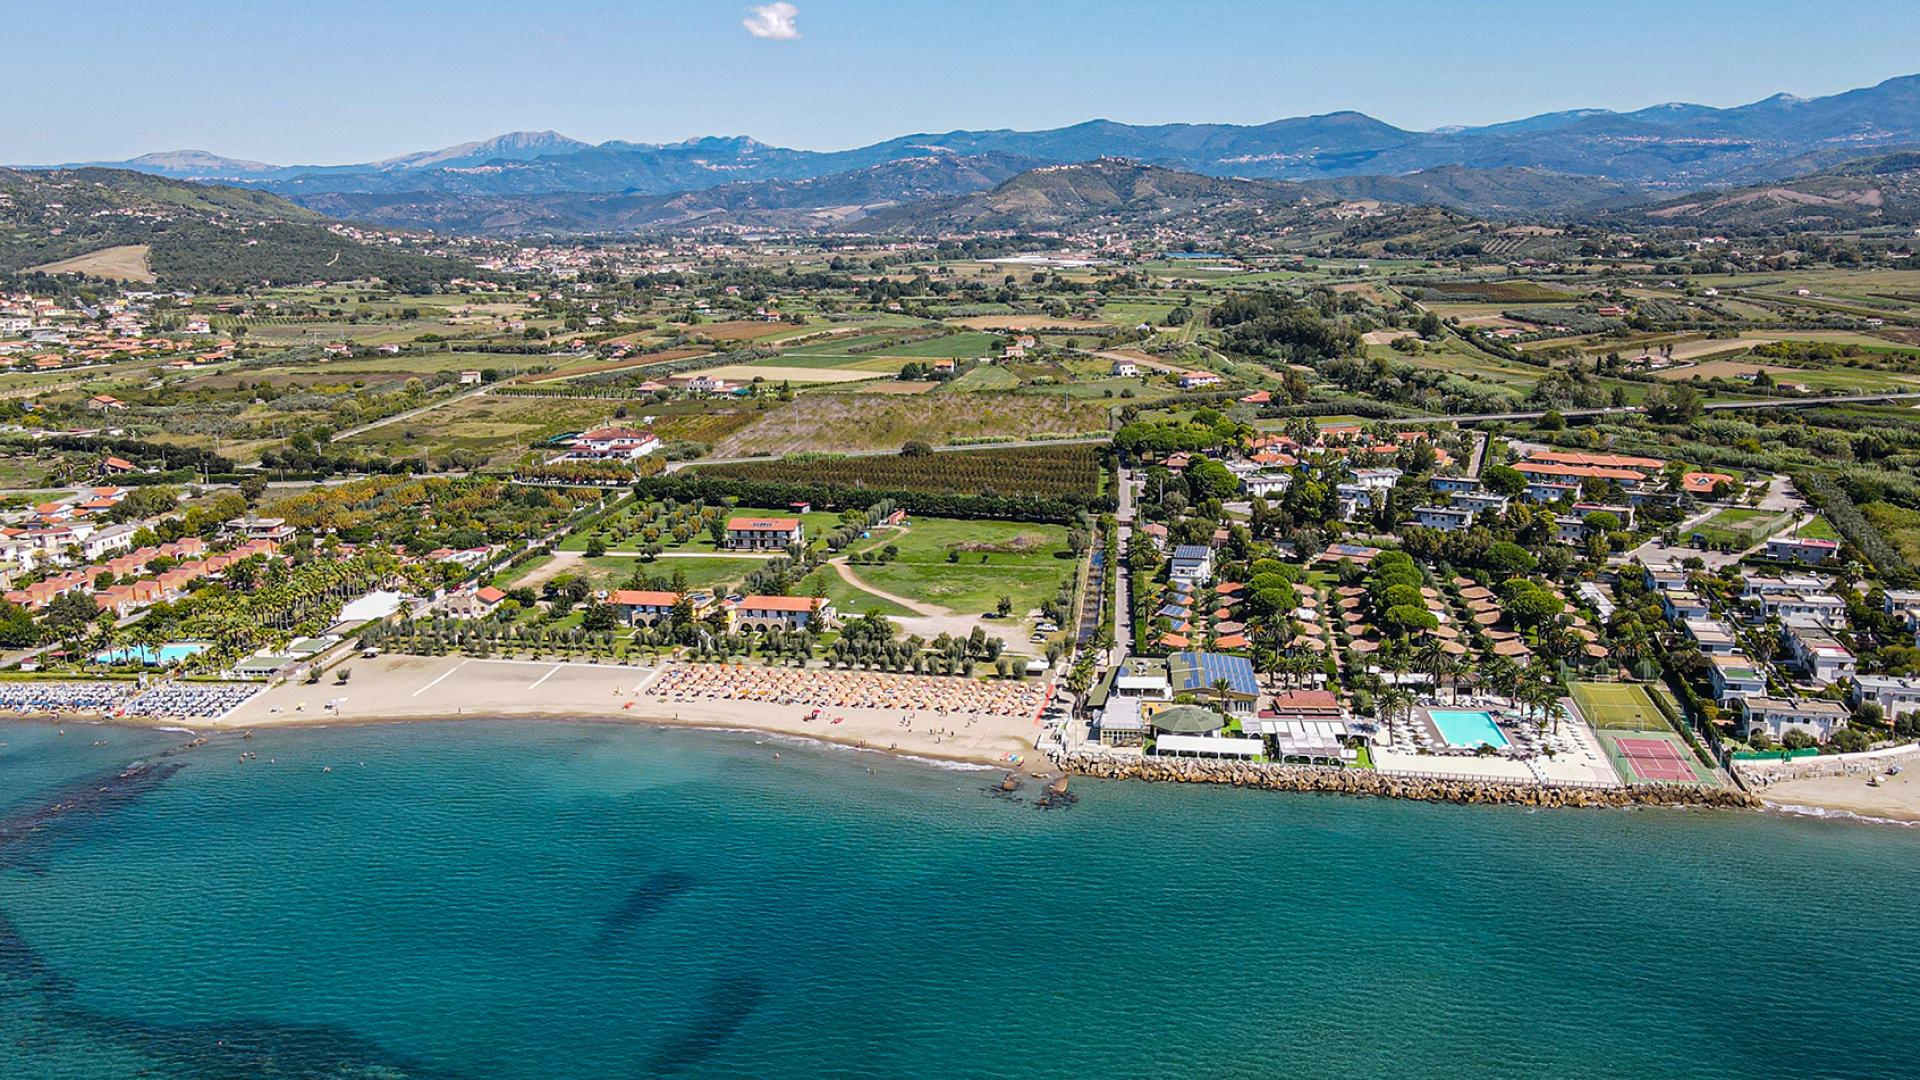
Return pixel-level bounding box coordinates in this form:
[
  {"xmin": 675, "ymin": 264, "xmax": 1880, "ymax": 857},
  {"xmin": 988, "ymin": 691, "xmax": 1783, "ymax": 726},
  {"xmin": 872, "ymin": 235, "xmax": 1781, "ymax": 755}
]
[
  {"xmin": 1614, "ymin": 737, "xmax": 1698, "ymax": 782},
  {"xmin": 1592, "ymin": 726, "xmax": 1720, "ymax": 787}
]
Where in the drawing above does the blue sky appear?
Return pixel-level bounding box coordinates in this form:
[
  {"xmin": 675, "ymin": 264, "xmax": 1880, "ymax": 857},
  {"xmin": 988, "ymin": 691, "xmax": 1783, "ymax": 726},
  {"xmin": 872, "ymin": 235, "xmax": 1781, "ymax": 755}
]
[{"xmin": 7, "ymin": 0, "xmax": 1920, "ymax": 164}]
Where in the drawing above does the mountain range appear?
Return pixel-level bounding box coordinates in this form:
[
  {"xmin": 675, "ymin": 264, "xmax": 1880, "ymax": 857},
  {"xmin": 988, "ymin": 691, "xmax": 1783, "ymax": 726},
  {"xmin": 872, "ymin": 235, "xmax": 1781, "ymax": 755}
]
[
  {"xmin": 14, "ymin": 74, "xmax": 1920, "ymax": 242},
  {"xmin": 37, "ymin": 74, "xmax": 1920, "ymax": 200}
]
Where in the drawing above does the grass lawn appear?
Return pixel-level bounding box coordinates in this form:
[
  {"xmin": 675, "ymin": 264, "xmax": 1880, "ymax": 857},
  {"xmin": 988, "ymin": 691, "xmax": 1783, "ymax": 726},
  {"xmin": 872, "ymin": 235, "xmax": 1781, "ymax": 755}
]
[
  {"xmin": 1690, "ymin": 507, "xmax": 1795, "ymax": 547},
  {"xmin": 1797, "ymin": 516, "xmax": 1842, "ymax": 541},
  {"xmin": 843, "ymin": 516, "xmax": 1077, "ymax": 617},
  {"xmin": 796, "ymin": 565, "xmax": 916, "ymax": 619},
  {"xmin": 1571, "ymin": 681, "xmax": 1665, "ymax": 731}
]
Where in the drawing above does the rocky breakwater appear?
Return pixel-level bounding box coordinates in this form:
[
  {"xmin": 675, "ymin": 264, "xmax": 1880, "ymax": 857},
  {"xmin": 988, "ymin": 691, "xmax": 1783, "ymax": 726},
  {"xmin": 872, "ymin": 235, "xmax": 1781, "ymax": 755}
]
[{"xmin": 1053, "ymin": 753, "xmax": 1761, "ymax": 811}]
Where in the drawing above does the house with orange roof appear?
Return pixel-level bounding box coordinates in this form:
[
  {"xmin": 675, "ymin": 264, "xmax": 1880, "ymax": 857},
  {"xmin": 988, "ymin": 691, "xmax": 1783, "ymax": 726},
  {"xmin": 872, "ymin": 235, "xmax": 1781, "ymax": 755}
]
[{"xmin": 731, "ymin": 594, "xmax": 834, "ymax": 630}]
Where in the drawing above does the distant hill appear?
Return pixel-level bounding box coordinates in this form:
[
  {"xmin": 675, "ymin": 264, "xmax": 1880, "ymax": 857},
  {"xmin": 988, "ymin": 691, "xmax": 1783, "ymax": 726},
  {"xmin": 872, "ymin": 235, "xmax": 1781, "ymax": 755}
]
[
  {"xmin": 853, "ymin": 159, "xmax": 1312, "ymax": 233},
  {"xmin": 1301, "ymin": 166, "xmax": 1650, "ymax": 218},
  {"xmin": 370, "ymin": 131, "xmax": 593, "ymax": 171},
  {"xmin": 33, "ymin": 72, "xmax": 1920, "ymax": 201},
  {"xmin": 1611, "ymin": 153, "xmax": 1920, "ymax": 229},
  {"xmin": 0, "ymin": 168, "xmax": 465, "ymax": 288},
  {"xmin": 290, "ymin": 152, "xmax": 1039, "ymax": 233}
]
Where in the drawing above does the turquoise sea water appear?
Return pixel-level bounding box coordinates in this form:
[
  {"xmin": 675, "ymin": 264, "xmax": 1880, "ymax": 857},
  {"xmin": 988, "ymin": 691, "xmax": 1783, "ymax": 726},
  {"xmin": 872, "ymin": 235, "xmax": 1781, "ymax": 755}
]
[{"xmin": 4, "ymin": 717, "xmax": 1920, "ymax": 1079}]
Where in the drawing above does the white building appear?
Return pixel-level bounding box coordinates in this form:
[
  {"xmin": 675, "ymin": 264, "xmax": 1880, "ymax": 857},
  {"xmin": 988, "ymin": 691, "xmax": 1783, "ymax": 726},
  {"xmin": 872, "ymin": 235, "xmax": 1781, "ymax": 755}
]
[
  {"xmin": 1737, "ymin": 696, "xmax": 1850, "ymax": 743},
  {"xmin": 1709, "ymin": 653, "xmax": 1766, "ymax": 701},
  {"xmin": 1781, "ymin": 622, "xmax": 1857, "ymax": 686},
  {"xmin": 1850, "ymin": 675, "xmax": 1920, "ymax": 723},
  {"xmin": 1169, "ymin": 544, "xmax": 1214, "ymax": 585}
]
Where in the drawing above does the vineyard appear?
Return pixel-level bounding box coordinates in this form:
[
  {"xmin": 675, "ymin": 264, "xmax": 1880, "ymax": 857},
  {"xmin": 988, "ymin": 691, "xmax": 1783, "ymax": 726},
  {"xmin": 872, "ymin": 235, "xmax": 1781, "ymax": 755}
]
[{"xmin": 699, "ymin": 443, "xmax": 1103, "ymax": 500}]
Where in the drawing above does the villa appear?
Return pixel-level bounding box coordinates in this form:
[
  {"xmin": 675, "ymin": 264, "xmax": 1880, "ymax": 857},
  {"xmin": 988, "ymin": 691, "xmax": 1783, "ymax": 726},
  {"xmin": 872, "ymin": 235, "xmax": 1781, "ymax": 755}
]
[
  {"xmin": 1765, "ymin": 536, "xmax": 1840, "ymax": 564},
  {"xmin": 1169, "ymin": 544, "xmax": 1214, "ymax": 584},
  {"xmin": 1849, "ymin": 674, "xmax": 1920, "ymax": 723},
  {"xmin": 1709, "ymin": 653, "xmax": 1767, "ymax": 701},
  {"xmin": 731, "ymin": 594, "xmax": 834, "ymax": 631},
  {"xmin": 725, "ymin": 516, "xmax": 804, "ymax": 551},
  {"xmin": 550, "ymin": 425, "xmax": 661, "ymax": 462},
  {"xmin": 1781, "ymin": 622, "xmax": 1856, "ymax": 685},
  {"xmin": 1736, "ymin": 696, "xmax": 1850, "ymax": 744}
]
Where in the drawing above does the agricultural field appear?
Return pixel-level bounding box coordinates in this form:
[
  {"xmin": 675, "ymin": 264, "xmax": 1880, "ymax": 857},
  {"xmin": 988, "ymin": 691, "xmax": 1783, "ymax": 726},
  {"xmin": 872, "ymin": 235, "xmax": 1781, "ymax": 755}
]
[
  {"xmin": 334, "ymin": 393, "xmax": 625, "ymax": 469},
  {"xmin": 709, "ymin": 393, "xmax": 1112, "ymax": 456},
  {"xmin": 697, "ymin": 442, "xmax": 1105, "ymax": 500}
]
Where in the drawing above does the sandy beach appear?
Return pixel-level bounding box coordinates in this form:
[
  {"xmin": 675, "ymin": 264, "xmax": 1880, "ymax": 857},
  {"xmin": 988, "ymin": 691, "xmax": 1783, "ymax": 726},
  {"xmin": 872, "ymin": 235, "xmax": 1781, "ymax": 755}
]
[
  {"xmin": 208, "ymin": 654, "xmax": 1057, "ymax": 775},
  {"xmin": 1761, "ymin": 770, "xmax": 1920, "ymax": 824}
]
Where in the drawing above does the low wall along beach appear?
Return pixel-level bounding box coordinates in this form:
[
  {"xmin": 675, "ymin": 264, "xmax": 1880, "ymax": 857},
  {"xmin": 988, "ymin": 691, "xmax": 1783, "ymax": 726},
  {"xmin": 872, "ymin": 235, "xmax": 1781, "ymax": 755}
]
[{"xmin": 1052, "ymin": 752, "xmax": 1761, "ymax": 811}]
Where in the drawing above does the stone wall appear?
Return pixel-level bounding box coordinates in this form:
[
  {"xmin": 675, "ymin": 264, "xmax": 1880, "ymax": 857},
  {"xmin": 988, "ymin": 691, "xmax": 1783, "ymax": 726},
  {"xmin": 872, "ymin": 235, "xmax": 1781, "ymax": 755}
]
[
  {"xmin": 1052, "ymin": 752, "xmax": 1760, "ymax": 810},
  {"xmin": 1735, "ymin": 742, "xmax": 1920, "ymax": 787}
]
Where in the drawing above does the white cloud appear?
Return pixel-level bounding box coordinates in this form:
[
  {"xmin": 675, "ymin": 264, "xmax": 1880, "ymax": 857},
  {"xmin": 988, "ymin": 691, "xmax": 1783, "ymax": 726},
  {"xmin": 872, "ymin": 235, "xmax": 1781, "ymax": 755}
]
[{"xmin": 742, "ymin": 2, "xmax": 801, "ymax": 40}]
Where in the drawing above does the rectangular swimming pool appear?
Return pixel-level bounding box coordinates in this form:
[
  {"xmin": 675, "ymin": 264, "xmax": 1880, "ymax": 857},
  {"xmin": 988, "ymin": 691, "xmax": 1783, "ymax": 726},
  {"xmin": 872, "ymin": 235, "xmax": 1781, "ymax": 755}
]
[{"xmin": 1428, "ymin": 709, "xmax": 1509, "ymax": 749}]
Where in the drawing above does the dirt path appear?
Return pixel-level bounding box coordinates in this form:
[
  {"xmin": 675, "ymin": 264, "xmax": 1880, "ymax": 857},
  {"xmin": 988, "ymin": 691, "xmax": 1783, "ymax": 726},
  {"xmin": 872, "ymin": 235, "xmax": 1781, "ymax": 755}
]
[{"xmin": 828, "ymin": 558, "xmax": 1014, "ymax": 645}]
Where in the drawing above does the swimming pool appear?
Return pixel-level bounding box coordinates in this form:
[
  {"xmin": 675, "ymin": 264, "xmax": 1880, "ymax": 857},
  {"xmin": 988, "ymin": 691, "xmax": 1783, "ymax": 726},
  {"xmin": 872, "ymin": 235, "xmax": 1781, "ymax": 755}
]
[
  {"xmin": 1428, "ymin": 709, "xmax": 1509, "ymax": 749},
  {"xmin": 95, "ymin": 642, "xmax": 210, "ymax": 666}
]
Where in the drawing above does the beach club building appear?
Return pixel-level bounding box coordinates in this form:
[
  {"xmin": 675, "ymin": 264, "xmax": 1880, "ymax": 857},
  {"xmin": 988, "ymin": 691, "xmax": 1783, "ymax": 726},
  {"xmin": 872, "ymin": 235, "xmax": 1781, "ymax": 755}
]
[
  {"xmin": 730, "ymin": 594, "xmax": 834, "ymax": 631},
  {"xmin": 725, "ymin": 516, "xmax": 804, "ymax": 551},
  {"xmin": 1167, "ymin": 651, "xmax": 1260, "ymax": 715}
]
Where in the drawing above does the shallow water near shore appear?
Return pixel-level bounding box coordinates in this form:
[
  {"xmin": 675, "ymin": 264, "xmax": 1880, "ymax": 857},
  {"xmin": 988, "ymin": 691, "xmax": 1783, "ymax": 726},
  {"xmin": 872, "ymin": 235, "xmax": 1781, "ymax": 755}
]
[{"xmin": 4, "ymin": 717, "xmax": 1919, "ymax": 1078}]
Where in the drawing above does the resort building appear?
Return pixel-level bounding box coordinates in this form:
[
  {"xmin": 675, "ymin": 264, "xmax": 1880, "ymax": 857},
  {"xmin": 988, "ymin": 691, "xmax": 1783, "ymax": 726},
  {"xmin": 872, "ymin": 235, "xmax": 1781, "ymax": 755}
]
[
  {"xmin": 1755, "ymin": 591, "xmax": 1846, "ymax": 625},
  {"xmin": 1736, "ymin": 696, "xmax": 1850, "ymax": 744},
  {"xmin": 1849, "ymin": 675, "xmax": 1920, "ymax": 723},
  {"xmin": 607, "ymin": 589, "xmax": 682, "ymax": 628},
  {"xmin": 1411, "ymin": 505, "xmax": 1474, "ymax": 532},
  {"xmin": 1661, "ymin": 591, "xmax": 1712, "ymax": 623},
  {"xmin": 1166, "ymin": 651, "xmax": 1260, "ymax": 715},
  {"xmin": 1881, "ymin": 589, "xmax": 1920, "ymax": 615},
  {"xmin": 1524, "ymin": 480, "xmax": 1582, "ymax": 505},
  {"xmin": 1781, "ymin": 622, "xmax": 1857, "ymax": 685},
  {"xmin": 1765, "ymin": 536, "xmax": 1840, "ymax": 564},
  {"xmin": 1169, "ymin": 544, "xmax": 1215, "ymax": 584},
  {"xmin": 1709, "ymin": 653, "xmax": 1767, "ymax": 701},
  {"xmin": 549, "ymin": 425, "xmax": 662, "ymax": 462},
  {"xmin": 731, "ymin": 595, "xmax": 834, "ymax": 631},
  {"xmin": 1742, "ymin": 574, "xmax": 1830, "ymax": 600},
  {"xmin": 1448, "ymin": 491, "xmax": 1509, "ymax": 517},
  {"xmin": 1684, "ymin": 618, "xmax": 1740, "ymax": 656},
  {"xmin": 725, "ymin": 516, "xmax": 804, "ymax": 551}
]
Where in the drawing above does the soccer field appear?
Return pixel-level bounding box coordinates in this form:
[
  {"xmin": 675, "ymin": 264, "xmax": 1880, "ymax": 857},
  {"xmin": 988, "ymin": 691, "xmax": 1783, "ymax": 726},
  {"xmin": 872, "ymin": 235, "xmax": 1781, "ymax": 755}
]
[{"xmin": 1571, "ymin": 682, "xmax": 1666, "ymax": 732}]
